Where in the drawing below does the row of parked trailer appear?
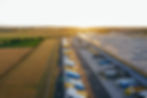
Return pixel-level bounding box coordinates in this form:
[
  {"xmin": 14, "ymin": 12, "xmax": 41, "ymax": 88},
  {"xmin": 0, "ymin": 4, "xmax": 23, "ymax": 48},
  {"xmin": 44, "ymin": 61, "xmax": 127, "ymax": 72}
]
[
  {"xmin": 62, "ymin": 38, "xmax": 88, "ymax": 98},
  {"xmin": 88, "ymin": 46, "xmax": 147, "ymax": 98}
]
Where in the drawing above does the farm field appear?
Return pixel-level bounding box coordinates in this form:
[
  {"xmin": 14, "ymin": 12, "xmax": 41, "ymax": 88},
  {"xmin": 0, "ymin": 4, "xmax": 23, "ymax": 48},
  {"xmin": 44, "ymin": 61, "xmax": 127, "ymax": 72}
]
[
  {"xmin": 0, "ymin": 48, "xmax": 32, "ymax": 77},
  {"xmin": 0, "ymin": 38, "xmax": 42, "ymax": 47},
  {"xmin": 0, "ymin": 39, "xmax": 60, "ymax": 98},
  {"xmin": 0, "ymin": 27, "xmax": 79, "ymax": 39}
]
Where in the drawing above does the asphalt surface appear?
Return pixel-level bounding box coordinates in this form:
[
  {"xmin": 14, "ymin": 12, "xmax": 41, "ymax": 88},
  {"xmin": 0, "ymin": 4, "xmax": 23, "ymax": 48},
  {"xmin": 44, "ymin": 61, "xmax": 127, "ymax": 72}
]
[
  {"xmin": 54, "ymin": 73, "xmax": 64, "ymax": 98},
  {"xmin": 72, "ymin": 38, "xmax": 111, "ymax": 98},
  {"xmin": 54, "ymin": 42, "xmax": 64, "ymax": 98},
  {"xmin": 75, "ymin": 43, "xmax": 128, "ymax": 98}
]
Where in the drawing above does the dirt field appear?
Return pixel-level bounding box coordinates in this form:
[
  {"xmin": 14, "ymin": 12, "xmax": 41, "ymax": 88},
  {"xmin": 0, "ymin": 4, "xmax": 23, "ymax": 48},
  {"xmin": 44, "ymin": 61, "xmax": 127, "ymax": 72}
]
[
  {"xmin": 0, "ymin": 48, "xmax": 32, "ymax": 76},
  {"xmin": 0, "ymin": 39, "xmax": 60, "ymax": 98}
]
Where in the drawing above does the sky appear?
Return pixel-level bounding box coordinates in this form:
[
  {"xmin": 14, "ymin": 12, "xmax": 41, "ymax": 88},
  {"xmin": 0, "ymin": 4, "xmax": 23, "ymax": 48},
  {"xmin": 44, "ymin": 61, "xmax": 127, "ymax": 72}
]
[{"xmin": 0, "ymin": 0, "xmax": 147, "ymax": 27}]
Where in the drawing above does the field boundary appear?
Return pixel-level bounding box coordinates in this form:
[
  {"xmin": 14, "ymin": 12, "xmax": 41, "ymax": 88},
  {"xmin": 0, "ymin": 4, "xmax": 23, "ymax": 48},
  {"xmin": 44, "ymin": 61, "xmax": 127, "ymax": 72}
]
[{"xmin": 0, "ymin": 40, "xmax": 43, "ymax": 80}]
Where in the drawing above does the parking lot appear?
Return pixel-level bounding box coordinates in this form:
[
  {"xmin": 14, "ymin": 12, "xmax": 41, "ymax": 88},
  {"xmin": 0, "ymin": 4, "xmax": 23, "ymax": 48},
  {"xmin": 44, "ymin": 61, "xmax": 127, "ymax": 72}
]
[{"xmin": 72, "ymin": 37, "xmax": 147, "ymax": 98}]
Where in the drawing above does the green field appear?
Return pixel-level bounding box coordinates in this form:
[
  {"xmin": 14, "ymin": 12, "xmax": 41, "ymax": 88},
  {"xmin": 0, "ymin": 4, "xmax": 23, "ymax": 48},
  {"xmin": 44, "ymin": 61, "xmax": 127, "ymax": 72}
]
[{"xmin": 0, "ymin": 38, "xmax": 42, "ymax": 48}]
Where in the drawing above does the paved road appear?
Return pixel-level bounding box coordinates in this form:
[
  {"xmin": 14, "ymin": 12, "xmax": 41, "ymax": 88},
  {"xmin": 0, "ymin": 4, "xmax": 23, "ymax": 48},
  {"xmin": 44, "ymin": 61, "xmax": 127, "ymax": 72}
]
[
  {"xmin": 54, "ymin": 43, "xmax": 64, "ymax": 98},
  {"xmin": 54, "ymin": 73, "xmax": 64, "ymax": 98},
  {"xmin": 72, "ymin": 38, "xmax": 111, "ymax": 98}
]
